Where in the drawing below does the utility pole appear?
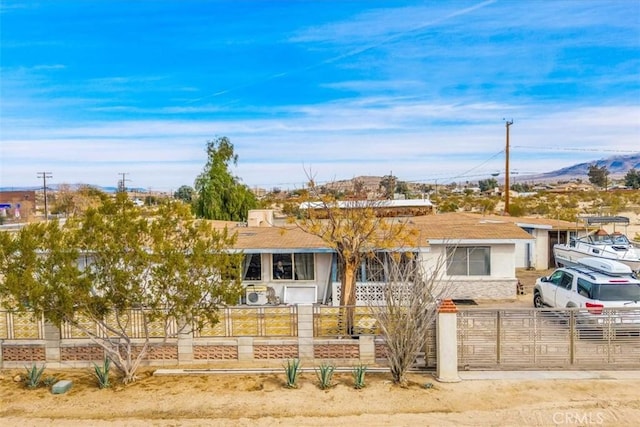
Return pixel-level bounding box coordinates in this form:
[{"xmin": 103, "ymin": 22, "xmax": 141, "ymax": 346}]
[
  {"xmin": 118, "ymin": 172, "xmax": 130, "ymax": 193},
  {"xmin": 504, "ymin": 119, "xmax": 513, "ymax": 215},
  {"xmin": 37, "ymin": 171, "xmax": 53, "ymax": 222}
]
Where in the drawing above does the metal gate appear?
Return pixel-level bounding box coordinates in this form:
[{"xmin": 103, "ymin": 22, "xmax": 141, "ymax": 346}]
[{"xmin": 457, "ymin": 308, "xmax": 640, "ymax": 370}]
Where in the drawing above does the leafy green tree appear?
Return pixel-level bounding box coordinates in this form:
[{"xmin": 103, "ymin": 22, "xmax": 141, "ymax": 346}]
[
  {"xmin": 478, "ymin": 178, "xmax": 498, "ymax": 192},
  {"xmin": 587, "ymin": 164, "xmax": 609, "ymax": 188},
  {"xmin": 624, "ymin": 169, "xmax": 640, "ymax": 189},
  {"xmin": 511, "ymin": 182, "xmax": 531, "ymax": 193},
  {"xmin": 379, "ymin": 175, "xmax": 397, "ymax": 199},
  {"xmin": 173, "ymin": 185, "xmax": 195, "ymax": 203},
  {"xmin": 395, "ymin": 180, "xmax": 410, "ymax": 198},
  {"xmin": 0, "ymin": 194, "xmax": 243, "ymax": 383},
  {"xmin": 194, "ymin": 137, "xmax": 257, "ymax": 221}
]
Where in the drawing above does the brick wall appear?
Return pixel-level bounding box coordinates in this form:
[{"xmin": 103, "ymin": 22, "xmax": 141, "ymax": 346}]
[
  {"xmin": 193, "ymin": 345, "xmax": 238, "ymax": 360},
  {"xmin": 2, "ymin": 345, "xmax": 46, "ymax": 362},
  {"xmin": 61, "ymin": 345, "xmax": 104, "ymax": 361},
  {"xmin": 314, "ymin": 342, "xmax": 359, "ymax": 359},
  {"xmin": 254, "ymin": 344, "xmax": 298, "ymax": 359}
]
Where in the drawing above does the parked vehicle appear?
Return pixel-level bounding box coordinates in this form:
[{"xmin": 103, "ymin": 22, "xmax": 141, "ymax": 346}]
[
  {"xmin": 533, "ymin": 258, "xmax": 640, "ymax": 336},
  {"xmin": 553, "ymin": 216, "xmax": 640, "ymax": 272}
]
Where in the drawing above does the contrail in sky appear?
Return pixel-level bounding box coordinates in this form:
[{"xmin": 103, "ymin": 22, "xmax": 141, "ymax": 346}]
[{"xmin": 186, "ymin": 0, "xmax": 497, "ymax": 104}]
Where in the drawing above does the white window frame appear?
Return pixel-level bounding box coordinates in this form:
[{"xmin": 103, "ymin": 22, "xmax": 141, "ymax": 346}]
[
  {"xmin": 446, "ymin": 246, "xmax": 491, "ymax": 276},
  {"xmin": 272, "ymin": 253, "xmax": 315, "ymax": 281}
]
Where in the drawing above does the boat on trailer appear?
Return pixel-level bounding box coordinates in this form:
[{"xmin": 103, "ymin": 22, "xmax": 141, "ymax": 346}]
[{"xmin": 553, "ymin": 216, "xmax": 640, "ymax": 272}]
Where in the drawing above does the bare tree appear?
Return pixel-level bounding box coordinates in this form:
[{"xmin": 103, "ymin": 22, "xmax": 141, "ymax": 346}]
[
  {"xmin": 370, "ymin": 250, "xmax": 452, "ymax": 386},
  {"xmin": 291, "ymin": 175, "xmax": 418, "ymax": 336}
]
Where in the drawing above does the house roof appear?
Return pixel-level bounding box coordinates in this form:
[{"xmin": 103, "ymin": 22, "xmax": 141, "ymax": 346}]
[
  {"xmin": 232, "ymin": 225, "xmax": 331, "ymax": 252},
  {"xmin": 214, "ymin": 211, "xmax": 532, "ymax": 251},
  {"xmin": 453, "ymin": 212, "xmax": 590, "ymax": 231},
  {"xmin": 408, "ymin": 212, "xmax": 534, "ymax": 241}
]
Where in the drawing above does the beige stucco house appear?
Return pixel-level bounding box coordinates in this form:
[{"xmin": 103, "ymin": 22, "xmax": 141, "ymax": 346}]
[{"xmin": 223, "ymin": 210, "xmax": 534, "ymax": 305}]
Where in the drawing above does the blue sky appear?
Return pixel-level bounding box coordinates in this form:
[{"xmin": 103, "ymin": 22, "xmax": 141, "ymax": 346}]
[{"xmin": 1, "ymin": 1, "xmax": 639, "ymax": 192}]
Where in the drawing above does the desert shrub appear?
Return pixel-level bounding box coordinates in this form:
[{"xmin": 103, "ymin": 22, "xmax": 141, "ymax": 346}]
[
  {"xmin": 42, "ymin": 375, "xmax": 58, "ymax": 387},
  {"xmin": 23, "ymin": 364, "xmax": 46, "ymax": 389},
  {"xmin": 352, "ymin": 364, "xmax": 367, "ymax": 389},
  {"xmin": 93, "ymin": 357, "xmax": 112, "ymax": 389},
  {"xmin": 283, "ymin": 359, "xmax": 301, "ymax": 389},
  {"xmin": 315, "ymin": 363, "xmax": 335, "ymax": 390}
]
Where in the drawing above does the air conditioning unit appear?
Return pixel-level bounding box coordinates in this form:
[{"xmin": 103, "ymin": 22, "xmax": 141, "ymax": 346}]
[{"xmin": 246, "ymin": 286, "xmax": 268, "ymax": 305}]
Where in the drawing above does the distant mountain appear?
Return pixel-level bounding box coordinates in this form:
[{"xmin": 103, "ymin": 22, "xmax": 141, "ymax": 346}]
[{"xmin": 521, "ymin": 153, "xmax": 640, "ymax": 183}]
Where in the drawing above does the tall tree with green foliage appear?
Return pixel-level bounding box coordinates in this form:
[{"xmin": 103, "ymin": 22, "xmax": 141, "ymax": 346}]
[
  {"xmin": 194, "ymin": 137, "xmax": 257, "ymax": 221},
  {"xmin": 587, "ymin": 164, "xmax": 609, "ymax": 188},
  {"xmin": 624, "ymin": 169, "xmax": 640, "ymax": 189},
  {"xmin": 478, "ymin": 178, "xmax": 498, "ymax": 192},
  {"xmin": 173, "ymin": 185, "xmax": 195, "ymax": 203},
  {"xmin": 0, "ymin": 194, "xmax": 243, "ymax": 383}
]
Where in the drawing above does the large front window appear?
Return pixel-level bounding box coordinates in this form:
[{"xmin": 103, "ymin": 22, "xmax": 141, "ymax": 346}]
[
  {"xmin": 446, "ymin": 246, "xmax": 490, "ymax": 276},
  {"xmin": 272, "ymin": 253, "xmax": 314, "ymax": 280}
]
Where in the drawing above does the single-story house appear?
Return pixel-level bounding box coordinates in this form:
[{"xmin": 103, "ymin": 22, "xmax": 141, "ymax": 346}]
[{"xmin": 226, "ymin": 210, "xmax": 534, "ymax": 305}]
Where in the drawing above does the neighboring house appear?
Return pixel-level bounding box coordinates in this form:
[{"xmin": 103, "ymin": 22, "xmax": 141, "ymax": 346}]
[
  {"xmin": 225, "ymin": 210, "xmax": 534, "ymax": 305},
  {"xmin": 0, "ymin": 190, "xmax": 36, "ymax": 221}
]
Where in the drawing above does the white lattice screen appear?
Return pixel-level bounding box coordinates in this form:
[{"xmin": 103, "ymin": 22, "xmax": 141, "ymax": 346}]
[{"xmin": 331, "ymin": 282, "xmax": 413, "ymax": 306}]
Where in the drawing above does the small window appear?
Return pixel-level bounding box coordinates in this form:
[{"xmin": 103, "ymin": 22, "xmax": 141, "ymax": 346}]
[
  {"xmin": 559, "ymin": 272, "xmax": 573, "ymax": 290},
  {"xmin": 577, "ymin": 278, "xmax": 592, "ymax": 298},
  {"xmin": 242, "ymin": 254, "xmax": 262, "ymax": 281}
]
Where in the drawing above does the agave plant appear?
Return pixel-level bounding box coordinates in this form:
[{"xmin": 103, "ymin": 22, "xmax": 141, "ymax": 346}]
[
  {"xmin": 283, "ymin": 359, "xmax": 301, "ymax": 389},
  {"xmin": 315, "ymin": 363, "xmax": 335, "ymax": 390},
  {"xmin": 23, "ymin": 363, "xmax": 46, "ymax": 389},
  {"xmin": 352, "ymin": 364, "xmax": 367, "ymax": 389},
  {"xmin": 93, "ymin": 357, "xmax": 111, "ymax": 389}
]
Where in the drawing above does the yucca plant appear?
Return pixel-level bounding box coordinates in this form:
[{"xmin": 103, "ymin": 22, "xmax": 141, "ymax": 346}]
[
  {"xmin": 23, "ymin": 363, "xmax": 46, "ymax": 389},
  {"xmin": 283, "ymin": 358, "xmax": 301, "ymax": 389},
  {"xmin": 93, "ymin": 357, "xmax": 111, "ymax": 389},
  {"xmin": 315, "ymin": 363, "xmax": 335, "ymax": 390},
  {"xmin": 352, "ymin": 364, "xmax": 367, "ymax": 389}
]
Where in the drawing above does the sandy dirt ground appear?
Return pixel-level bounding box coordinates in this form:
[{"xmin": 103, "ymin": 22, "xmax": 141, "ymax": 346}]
[{"xmin": 1, "ymin": 368, "xmax": 640, "ymax": 427}]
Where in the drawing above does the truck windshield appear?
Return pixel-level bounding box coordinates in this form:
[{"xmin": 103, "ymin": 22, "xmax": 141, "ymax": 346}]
[{"xmin": 593, "ymin": 283, "xmax": 640, "ymax": 301}]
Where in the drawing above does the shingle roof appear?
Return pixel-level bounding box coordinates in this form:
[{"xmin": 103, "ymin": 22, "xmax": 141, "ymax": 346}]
[
  {"xmin": 408, "ymin": 212, "xmax": 534, "ymax": 240},
  {"xmin": 232, "ymin": 226, "xmax": 328, "ymax": 250},
  {"xmin": 453, "ymin": 212, "xmax": 588, "ymax": 230},
  {"xmin": 213, "ymin": 211, "xmax": 533, "ymax": 251}
]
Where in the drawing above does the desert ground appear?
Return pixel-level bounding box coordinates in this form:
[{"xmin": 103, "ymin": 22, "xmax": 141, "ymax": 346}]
[{"xmin": 1, "ymin": 367, "xmax": 640, "ymax": 427}]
